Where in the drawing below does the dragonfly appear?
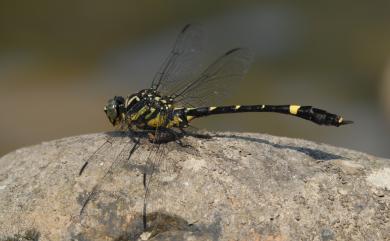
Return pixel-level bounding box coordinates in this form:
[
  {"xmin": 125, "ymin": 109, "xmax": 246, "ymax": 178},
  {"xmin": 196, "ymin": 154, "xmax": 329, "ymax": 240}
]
[{"xmin": 78, "ymin": 24, "xmax": 352, "ymax": 238}]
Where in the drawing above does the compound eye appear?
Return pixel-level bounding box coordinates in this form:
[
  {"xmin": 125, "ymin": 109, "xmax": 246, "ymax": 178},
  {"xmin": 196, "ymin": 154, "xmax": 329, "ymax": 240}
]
[
  {"xmin": 106, "ymin": 106, "xmax": 118, "ymax": 125},
  {"xmin": 114, "ymin": 96, "xmax": 125, "ymax": 105},
  {"xmin": 107, "ymin": 107, "xmax": 117, "ymax": 118},
  {"xmin": 104, "ymin": 98, "xmax": 120, "ymax": 125}
]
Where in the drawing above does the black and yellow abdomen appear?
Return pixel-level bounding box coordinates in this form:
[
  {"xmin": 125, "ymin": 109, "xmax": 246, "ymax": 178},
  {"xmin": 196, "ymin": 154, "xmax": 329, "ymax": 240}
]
[
  {"xmin": 133, "ymin": 104, "xmax": 351, "ymax": 129},
  {"xmin": 182, "ymin": 104, "xmax": 351, "ymax": 127}
]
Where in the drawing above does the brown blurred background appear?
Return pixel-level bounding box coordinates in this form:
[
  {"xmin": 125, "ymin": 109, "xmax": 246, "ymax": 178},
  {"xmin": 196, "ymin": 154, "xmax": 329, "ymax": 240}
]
[{"xmin": 1, "ymin": 1, "xmax": 390, "ymax": 158}]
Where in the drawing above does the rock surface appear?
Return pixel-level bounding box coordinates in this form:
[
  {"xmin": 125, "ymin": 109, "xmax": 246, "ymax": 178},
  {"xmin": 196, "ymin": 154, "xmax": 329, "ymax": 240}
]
[{"xmin": 0, "ymin": 131, "xmax": 389, "ymax": 241}]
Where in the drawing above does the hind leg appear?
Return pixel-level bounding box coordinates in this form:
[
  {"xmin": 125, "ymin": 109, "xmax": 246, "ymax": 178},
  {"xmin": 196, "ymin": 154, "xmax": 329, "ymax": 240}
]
[{"xmin": 147, "ymin": 128, "xmax": 184, "ymax": 144}]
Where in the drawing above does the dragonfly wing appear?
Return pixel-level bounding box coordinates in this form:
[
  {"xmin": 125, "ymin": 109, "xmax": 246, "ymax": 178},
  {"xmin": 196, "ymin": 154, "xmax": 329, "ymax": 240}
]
[
  {"xmin": 172, "ymin": 48, "xmax": 253, "ymax": 107},
  {"xmin": 151, "ymin": 24, "xmax": 204, "ymax": 96}
]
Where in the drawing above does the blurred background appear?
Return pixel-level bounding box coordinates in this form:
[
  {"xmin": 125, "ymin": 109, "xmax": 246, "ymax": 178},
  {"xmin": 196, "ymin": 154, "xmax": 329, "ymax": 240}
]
[{"xmin": 0, "ymin": 1, "xmax": 389, "ymax": 158}]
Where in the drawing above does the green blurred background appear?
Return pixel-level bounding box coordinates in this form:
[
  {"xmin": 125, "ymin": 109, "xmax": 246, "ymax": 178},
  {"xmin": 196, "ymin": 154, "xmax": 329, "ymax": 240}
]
[{"xmin": 1, "ymin": 1, "xmax": 389, "ymax": 158}]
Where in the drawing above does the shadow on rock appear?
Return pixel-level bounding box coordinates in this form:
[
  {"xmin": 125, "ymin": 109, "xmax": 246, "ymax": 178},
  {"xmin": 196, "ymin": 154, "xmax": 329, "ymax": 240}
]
[
  {"xmin": 214, "ymin": 133, "xmax": 345, "ymax": 161},
  {"xmin": 73, "ymin": 211, "xmax": 219, "ymax": 241}
]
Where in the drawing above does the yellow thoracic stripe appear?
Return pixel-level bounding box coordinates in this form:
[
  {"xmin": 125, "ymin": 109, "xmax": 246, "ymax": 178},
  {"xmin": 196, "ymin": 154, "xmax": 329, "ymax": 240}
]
[
  {"xmin": 146, "ymin": 114, "xmax": 183, "ymax": 128},
  {"xmin": 235, "ymin": 105, "xmax": 241, "ymax": 110},
  {"xmin": 166, "ymin": 115, "xmax": 182, "ymax": 128},
  {"xmin": 131, "ymin": 106, "xmax": 148, "ymax": 120},
  {"xmin": 147, "ymin": 114, "xmax": 165, "ymax": 127},
  {"xmin": 126, "ymin": 96, "xmax": 140, "ymax": 107},
  {"xmin": 209, "ymin": 107, "xmax": 217, "ymax": 111},
  {"xmin": 289, "ymin": 105, "xmax": 301, "ymax": 115},
  {"xmin": 144, "ymin": 107, "xmax": 156, "ymax": 119}
]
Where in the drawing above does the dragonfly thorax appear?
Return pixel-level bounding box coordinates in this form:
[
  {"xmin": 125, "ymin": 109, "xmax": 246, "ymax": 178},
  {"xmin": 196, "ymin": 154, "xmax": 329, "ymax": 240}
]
[{"xmin": 104, "ymin": 89, "xmax": 177, "ymax": 129}]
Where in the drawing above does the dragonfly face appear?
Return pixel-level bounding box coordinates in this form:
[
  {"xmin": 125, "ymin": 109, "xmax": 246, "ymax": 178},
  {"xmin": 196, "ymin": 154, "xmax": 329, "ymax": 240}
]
[{"xmin": 104, "ymin": 96, "xmax": 126, "ymax": 126}]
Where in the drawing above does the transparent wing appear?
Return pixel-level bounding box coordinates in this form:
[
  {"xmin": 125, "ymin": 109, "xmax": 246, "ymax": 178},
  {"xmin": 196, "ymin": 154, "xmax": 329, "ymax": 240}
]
[
  {"xmin": 171, "ymin": 48, "xmax": 253, "ymax": 107},
  {"xmin": 142, "ymin": 111, "xmax": 169, "ymax": 230},
  {"xmin": 79, "ymin": 134, "xmax": 115, "ymax": 176},
  {"xmin": 79, "ymin": 133, "xmax": 139, "ymax": 216},
  {"xmin": 151, "ymin": 24, "xmax": 203, "ymax": 95}
]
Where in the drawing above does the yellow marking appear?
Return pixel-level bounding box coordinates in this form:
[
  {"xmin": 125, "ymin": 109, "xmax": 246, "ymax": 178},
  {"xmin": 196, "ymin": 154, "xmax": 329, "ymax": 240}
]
[
  {"xmin": 147, "ymin": 114, "xmax": 184, "ymax": 128},
  {"xmin": 166, "ymin": 116, "xmax": 182, "ymax": 128},
  {"xmin": 186, "ymin": 116, "xmax": 195, "ymax": 122},
  {"xmin": 235, "ymin": 105, "xmax": 241, "ymax": 110},
  {"xmin": 126, "ymin": 96, "xmax": 139, "ymax": 107},
  {"xmin": 154, "ymin": 96, "xmax": 161, "ymax": 101},
  {"xmin": 338, "ymin": 117, "xmax": 343, "ymax": 123},
  {"xmin": 209, "ymin": 107, "xmax": 217, "ymax": 111},
  {"xmin": 144, "ymin": 108, "xmax": 156, "ymax": 119},
  {"xmin": 161, "ymin": 99, "xmax": 167, "ymax": 103},
  {"xmin": 147, "ymin": 114, "xmax": 165, "ymax": 127},
  {"xmin": 289, "ymin": 105, "xmax": 301, "ymax": 115},
  {"xmin": 261, "ymin": 105, "xmax": 265, "ymax": 109},
  {"xmin": 130, "ymin": 106, "xmax": 148, "ymax": 121}
]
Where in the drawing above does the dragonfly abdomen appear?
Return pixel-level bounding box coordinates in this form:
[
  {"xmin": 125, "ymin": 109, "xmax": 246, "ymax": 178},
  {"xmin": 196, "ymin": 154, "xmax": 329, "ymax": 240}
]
[{"xmin": 184, "ymin": 105, "xmax": 352, "ymax": 127}]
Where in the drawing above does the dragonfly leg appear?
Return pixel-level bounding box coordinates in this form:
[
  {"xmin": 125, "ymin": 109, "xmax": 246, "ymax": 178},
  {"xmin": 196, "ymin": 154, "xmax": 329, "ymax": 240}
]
[{"xmin": 147, "ymin": 128, "xmax": 182, "ymax": 144}]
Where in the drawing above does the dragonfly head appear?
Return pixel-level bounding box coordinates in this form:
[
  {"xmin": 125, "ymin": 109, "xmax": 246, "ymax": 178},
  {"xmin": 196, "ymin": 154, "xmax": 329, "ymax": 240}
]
[{"xmin": 104, "ymin": 96, "xmax": 126, "ymax": 126}]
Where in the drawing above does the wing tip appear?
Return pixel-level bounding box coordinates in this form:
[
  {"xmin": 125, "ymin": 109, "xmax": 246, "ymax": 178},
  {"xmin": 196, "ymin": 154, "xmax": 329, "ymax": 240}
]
[
  {"xmin": 225, "ymin": 48, "xmax": 242, "ymax": 55},
  {"xmin": 182, "ymin": 24, "xmax": 192, "ymax": 33}
]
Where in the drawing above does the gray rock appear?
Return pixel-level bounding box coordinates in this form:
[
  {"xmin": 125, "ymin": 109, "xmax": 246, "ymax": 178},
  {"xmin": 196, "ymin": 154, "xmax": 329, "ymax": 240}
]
[{"xmin": 0, "ymin": 132, "xmax": 389, "ymax": 241}]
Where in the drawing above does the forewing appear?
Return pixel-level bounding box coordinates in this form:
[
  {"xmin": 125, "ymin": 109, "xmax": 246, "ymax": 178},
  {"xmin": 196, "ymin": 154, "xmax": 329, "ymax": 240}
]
[
  {"xmin": 151, "ymin": 24, "xmax": 203, "ymax": 95},
  {"xmin": 171, "ymin": 48, "xmax": 253, "ymax": 107}
]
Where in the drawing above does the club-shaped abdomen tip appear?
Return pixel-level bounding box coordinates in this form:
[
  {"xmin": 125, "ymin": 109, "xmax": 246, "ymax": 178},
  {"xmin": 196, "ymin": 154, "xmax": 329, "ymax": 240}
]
[{"xmin": 338, "ymin": 117, "xmax": 354, "ymax": 126}]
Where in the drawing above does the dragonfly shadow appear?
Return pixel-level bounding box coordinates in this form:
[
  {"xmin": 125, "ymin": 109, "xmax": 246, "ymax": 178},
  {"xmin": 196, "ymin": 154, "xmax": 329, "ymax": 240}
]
[
  {"xmin": 106, "ymin": 211, "xmax": 221, "ymax": 241},
  {"xmin": 103, "ymin": 131, "xmax": 345, "ymax": 161},
  {"xmin": 213, "ymin": 133, "xmax": 345, "ymax": 161}
]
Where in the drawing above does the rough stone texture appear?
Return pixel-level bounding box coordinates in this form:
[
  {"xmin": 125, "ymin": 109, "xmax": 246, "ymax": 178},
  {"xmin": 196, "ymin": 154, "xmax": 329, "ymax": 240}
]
[{"xmin": 0, "ymin": 131, "xmax": 389, "ymax": 241}]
